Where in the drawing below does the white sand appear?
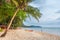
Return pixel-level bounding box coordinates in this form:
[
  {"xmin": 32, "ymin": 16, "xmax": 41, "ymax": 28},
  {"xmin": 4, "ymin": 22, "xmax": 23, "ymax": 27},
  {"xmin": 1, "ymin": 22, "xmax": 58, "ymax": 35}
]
[{"xmin": 0, "ymin": 29, "xmax": 60, "ymax": 40}]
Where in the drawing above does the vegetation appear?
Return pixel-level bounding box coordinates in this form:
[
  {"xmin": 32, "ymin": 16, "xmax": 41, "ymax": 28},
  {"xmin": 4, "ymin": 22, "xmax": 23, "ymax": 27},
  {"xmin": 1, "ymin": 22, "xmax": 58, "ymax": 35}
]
[
  {"xmin": 0, "ymin": 28, "xmax": 3, "ymax": 32},
  {"xmin": 0, "ymin": 0, "xmax": 41, "ymax": 37},
  {"xmin": 0, "ymin": 0, "xmax": 41, "ymax": 28}
]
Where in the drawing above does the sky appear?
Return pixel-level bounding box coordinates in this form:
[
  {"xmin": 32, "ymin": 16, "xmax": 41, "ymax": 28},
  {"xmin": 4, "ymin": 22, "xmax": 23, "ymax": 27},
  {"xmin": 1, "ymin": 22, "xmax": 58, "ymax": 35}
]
[{"xmin": 24, "ymin": 0, "xmax": 60, "ymax": 27}]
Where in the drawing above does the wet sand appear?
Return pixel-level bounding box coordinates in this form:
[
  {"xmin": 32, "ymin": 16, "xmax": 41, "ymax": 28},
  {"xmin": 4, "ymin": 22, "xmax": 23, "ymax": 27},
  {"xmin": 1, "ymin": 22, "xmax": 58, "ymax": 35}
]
[{"xmin": 0, "ymin": 29, "xmax": 60, "ymax": 40}]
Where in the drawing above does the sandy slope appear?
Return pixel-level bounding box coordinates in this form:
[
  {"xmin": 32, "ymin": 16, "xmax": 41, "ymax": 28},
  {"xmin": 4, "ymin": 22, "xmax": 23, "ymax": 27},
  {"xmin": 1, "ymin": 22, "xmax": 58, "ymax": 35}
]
[{"xmin": 0, "ymin": 29, "xmax": 60, "ymax": 40}]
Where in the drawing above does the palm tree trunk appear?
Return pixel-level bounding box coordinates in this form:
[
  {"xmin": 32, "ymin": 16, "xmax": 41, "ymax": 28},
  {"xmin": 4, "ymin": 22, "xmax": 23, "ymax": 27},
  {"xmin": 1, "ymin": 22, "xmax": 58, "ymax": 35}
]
[{"xmin": 0, "ymin": 8, "xmax": 19, "ymax": 37}]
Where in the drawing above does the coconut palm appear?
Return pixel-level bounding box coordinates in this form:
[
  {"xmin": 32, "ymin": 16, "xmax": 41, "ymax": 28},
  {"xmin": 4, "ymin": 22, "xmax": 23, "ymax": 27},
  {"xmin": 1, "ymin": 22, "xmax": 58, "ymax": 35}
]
[{"xmin": 0, "ymin": 0, "xmax": 41, "ymax": 37}]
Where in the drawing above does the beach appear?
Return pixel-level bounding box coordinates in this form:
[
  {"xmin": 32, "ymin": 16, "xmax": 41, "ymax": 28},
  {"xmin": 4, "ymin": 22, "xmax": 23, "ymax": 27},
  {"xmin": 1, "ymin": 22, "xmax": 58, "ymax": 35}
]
[
  {"xmin": 23, "ymin": 27, "xmax": 60, "ymax": 36},
  {"xmin": 0, "ymin": 29, "xmax": 60, "ymax": 40}
]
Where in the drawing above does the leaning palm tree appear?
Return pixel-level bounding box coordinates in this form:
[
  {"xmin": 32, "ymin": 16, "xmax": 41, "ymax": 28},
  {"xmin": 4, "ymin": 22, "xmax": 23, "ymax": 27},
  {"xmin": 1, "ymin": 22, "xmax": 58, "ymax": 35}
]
[{"xmin": 0, "ymin": 0, "xmax": 41, "ymax": 37}]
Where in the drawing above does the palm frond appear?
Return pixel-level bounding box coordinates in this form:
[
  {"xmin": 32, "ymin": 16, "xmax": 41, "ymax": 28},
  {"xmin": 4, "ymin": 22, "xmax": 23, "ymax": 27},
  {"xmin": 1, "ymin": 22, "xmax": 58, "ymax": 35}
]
[{"xmin": 25, "ymin": 6, "xmax": 42, "ymax": 21}]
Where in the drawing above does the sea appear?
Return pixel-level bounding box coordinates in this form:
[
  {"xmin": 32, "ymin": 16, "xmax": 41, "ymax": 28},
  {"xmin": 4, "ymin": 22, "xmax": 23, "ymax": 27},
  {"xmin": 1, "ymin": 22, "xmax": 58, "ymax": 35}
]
[{"xmin": 22, "ymin": 27, "xmax": 60, "ymax": 36}]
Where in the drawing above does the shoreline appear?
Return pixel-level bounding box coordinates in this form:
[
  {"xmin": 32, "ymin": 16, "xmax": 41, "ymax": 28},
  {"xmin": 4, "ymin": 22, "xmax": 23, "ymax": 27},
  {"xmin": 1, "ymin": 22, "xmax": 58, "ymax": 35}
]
[{"xmin": 21, "ymin": 27, "xmax": 60, "ymax": 36}]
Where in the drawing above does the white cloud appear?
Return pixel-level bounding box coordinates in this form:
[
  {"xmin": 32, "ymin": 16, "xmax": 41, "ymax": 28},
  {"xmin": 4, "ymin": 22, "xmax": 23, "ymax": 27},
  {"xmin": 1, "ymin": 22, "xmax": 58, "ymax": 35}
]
[
  {"xmin": 24, "ymin": 0, "xmax": 60, "ymax": 27},
  {"xmin": 39, "ymin": 0, "xmax": 60, "ymax": 23}
]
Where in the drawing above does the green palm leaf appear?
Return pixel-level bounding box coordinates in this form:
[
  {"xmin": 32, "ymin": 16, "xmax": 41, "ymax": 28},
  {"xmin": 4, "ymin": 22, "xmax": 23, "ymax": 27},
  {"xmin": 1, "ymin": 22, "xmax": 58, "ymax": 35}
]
[
  {"xmin": 25, "ymin": 6, "xmax": 42, "ymax": 21},
  {"xmin": 0, "ymin": 0, "xmax": 41, "ymax": 27}
]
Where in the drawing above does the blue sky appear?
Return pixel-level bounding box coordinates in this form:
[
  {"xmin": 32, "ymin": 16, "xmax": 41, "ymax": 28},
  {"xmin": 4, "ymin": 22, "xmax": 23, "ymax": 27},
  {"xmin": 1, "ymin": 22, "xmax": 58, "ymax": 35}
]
[{"xmin": 24, "ymin": 0, "xmax": 60, "ymax": 27}]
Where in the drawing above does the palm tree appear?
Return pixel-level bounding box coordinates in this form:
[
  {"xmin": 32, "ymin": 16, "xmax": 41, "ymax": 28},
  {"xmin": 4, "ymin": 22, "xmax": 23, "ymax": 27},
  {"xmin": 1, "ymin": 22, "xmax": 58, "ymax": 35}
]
[{"xmin": 0, "ymin": 0, "xmax": 41, "ymax": 37}]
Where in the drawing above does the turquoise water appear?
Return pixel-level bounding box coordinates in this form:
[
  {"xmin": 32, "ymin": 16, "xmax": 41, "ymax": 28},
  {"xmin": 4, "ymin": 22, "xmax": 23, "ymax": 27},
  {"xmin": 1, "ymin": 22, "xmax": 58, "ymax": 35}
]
[
  {"xmin": 42, "ymin": 28, "xmax": 60, "ymax": 36},
  {"xmin": 23, "ymin": 27, "xmax": 60, "ymax": 36}
]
